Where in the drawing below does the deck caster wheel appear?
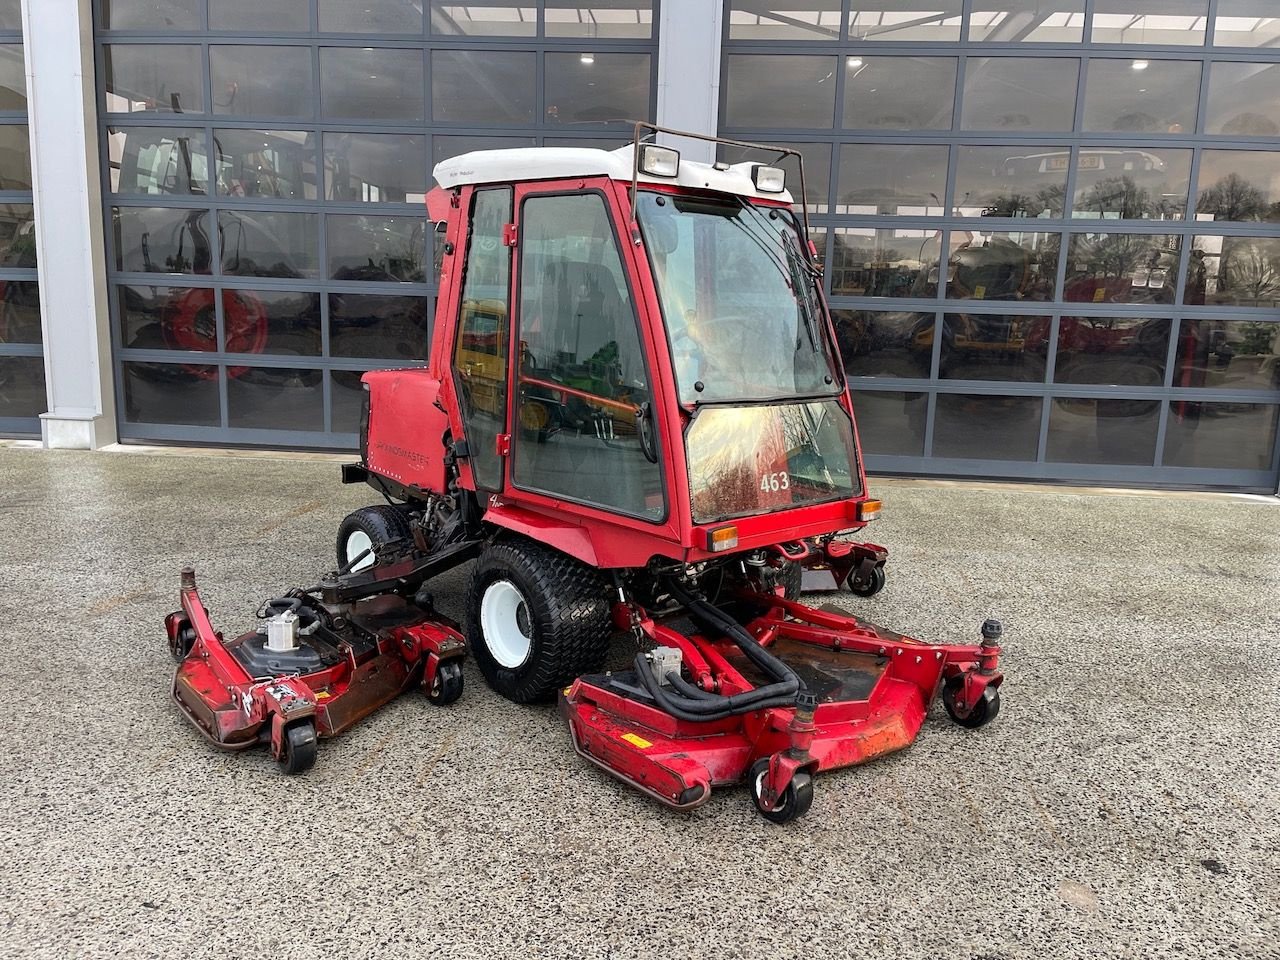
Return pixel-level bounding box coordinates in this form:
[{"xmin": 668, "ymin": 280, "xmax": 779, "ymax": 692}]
[
  {"xmin": 167, "ymin": 615, "xmax": 196, "ymax": 662},
  {"xmin": 942, "ymin": 676, "xmax": 1000, "ymax": 729},
  {"xmin": 848, "ymin": 566, "xmax": 886, "ymax": 598},
  {"xmin": 748, "ymin": 758, "xmax": 814, "ymax": 825},
  {"xmin": 278, "ymin": 722, "xmax": 318, "ymax": 775},
  {"xmin": 427, "ymin": 661, "xmax": 464, "ymax": 706}
]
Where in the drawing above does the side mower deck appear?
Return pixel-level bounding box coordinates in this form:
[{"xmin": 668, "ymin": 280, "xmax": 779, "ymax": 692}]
[{"xmin": 561, "ymin": 593, "xmax": 1002, "ymax": 822}]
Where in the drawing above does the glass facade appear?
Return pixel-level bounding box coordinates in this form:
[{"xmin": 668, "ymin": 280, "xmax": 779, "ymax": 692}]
[
  {"xmin": 721, "ymin": 1, "xmax": 1280, "ymax": 489},
  {"xmin": 0, "ymin": 13, "xmax": 39, "ymax": 436},
  {"xmin": 96, "ymin": 0, "xmax": 656, "ymax": 446}
]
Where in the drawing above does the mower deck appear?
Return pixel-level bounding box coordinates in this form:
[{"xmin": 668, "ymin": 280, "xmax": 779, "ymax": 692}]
[{"xmin": 560, "ymin": 593, "xmax": 1002, "ymax": 821}]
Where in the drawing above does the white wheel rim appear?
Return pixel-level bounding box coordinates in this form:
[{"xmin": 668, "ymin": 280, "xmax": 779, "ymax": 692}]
[
  {"xmin": 345, "ymin": 530, "xmax": 375, "ymax": 572},
  {"xmin": 481, "ymin": 579, "xmax": 533, "ymax": 669}
]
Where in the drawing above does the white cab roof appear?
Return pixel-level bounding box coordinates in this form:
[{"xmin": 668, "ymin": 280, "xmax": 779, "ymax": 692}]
[{"xmin": 432, "ymin": 145, "xmax": 795, "ymax": 204}]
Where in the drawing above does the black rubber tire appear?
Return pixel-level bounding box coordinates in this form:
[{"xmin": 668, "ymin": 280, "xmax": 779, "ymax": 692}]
[
  {"xmin": 167, "ymin": 613, "xmax": 196, "ymax": 662},
  {"xmin": 278, "ymin": 721, "xmax": 318, "ymax": 774},
  {"xmin": 335, "ymin": 504, "xmax": 413, "ymax": 570},
  {"xmin": 942, "ymin": 676, "xmax": 1001, "ymax": 729},
  {"xmin": 426, "ymin": 660, "xmax": 464, "ymax": 706},
  {"xmin": 748, "ymin": 757, "xmax": 815, "ymax": 825},
  {"xmin": 849, "ymin": 565, "xmax": 886, "ymax": 598},
  {"xmin": 464, "ymin": 538, "xmax": 612, "ymax": 704},
  {"xmin": 757, "ymin": 560, "xmax": 803, "ymax": 600}
]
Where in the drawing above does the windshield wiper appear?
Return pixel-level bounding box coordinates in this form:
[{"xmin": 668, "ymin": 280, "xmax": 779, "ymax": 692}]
[{"xmin": 783, "ymin": 231, "xmax": 821, "ymax": 354}]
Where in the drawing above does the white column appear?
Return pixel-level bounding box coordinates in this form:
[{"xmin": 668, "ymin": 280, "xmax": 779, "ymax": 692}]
[
  {"xmin": 23, "ymin": 0, "xmax": 116, "ymax": 449},
  {"xmin": 655, "ymin": 0, "xmax": 723, "ymax": 164}
]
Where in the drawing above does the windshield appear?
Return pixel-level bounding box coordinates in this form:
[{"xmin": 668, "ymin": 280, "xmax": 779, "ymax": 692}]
[{"xmin": 636, "ymin": 191, "xmax": 841, "ymax": 405}]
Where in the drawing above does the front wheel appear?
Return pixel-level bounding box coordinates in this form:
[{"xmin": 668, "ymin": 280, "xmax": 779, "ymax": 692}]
[
  {"xmin": 336, "ymin": 505, "xmax": 412, "ymax": 572},
  {"xmin": 464, "ymin": 538, "xmax": 612, "ymax": 704},
  {"xmin": 748, "ymin": 758, "xmax": 814, "ymax": 825}
]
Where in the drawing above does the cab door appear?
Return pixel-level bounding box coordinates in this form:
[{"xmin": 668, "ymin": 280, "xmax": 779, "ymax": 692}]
[
  {"xmin": 451, "ymin": 187, "xmax": 513, "ymax": 491},
  {"xmin": 508, "ymin": 186, "xmax": 666, "ymax": 522}
]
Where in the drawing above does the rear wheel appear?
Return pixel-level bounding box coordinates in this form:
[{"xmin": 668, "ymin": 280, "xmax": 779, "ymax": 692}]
[
  {"xmin": 336, "ymin": 505, "xmax": 412, "ymax": 572},
  {"xmin": 465, "ymin": 538, "xmax": 612, "ymax": 703}
]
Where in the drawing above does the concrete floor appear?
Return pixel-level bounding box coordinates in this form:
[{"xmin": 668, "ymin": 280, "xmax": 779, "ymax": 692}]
[{"xmin": 0, "ymin": 447, "xmax": 1276, "ymax": 960}]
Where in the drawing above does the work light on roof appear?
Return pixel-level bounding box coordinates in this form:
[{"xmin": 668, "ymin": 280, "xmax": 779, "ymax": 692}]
[
  {"xmin": 639, "ymin": 144, "xmax": 680, "ymax": 178},
  {"xmin": 752, "ymin": 164, "xmax": 786, "ymax": 194}
]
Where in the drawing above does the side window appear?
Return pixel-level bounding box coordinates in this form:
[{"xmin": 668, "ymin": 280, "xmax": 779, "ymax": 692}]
[
  {"xmin": 454, "ymin": 187, "xmax": 513, "ymax": 491},
  {"xmin": 513, "ymin": 192, "xmax": 663, "ymax": 520}
]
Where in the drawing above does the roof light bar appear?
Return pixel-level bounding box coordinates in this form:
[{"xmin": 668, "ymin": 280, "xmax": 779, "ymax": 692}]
[{"xmin": 639, "ymin": 144, "xmax": 680, "ymax": 178}]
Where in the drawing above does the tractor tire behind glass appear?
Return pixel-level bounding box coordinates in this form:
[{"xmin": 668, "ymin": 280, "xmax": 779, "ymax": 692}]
[
  {"xmin": 465, "ymin": 537, "xmax": 612, "ymax": 704},
  {"xmin": 336, "ymin": 505, "xmax": 413, "ymax": 572}
]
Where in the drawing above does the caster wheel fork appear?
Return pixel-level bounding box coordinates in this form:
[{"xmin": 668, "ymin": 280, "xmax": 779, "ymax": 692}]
[{"xmin": 748, "ymin": 757, "xmax": 814, "ymax": 825}]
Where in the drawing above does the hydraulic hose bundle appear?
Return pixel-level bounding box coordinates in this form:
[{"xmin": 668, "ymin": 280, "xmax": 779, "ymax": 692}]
[{"xmin": 632, "ymin": 577, "xmax": 805, "ymax": 722}]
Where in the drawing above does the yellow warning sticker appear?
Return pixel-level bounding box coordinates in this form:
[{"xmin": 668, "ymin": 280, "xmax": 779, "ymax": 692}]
[
  {"xmin": 315, "ymin": 691, "xmax": 331, "ymax": 700},
  {"xmin": 621, "ymin": 733, "xmax": 652, "ymax": 750},
  {"xmin": 1093, "ymin": 287, "xmax": 1106, "ymax": 302},
  {"xmin": 974, "ymin": 285, "xmax": 986, "ymax": 299}
]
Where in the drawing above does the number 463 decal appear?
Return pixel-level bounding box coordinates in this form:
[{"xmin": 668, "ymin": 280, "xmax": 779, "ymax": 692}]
[{"xmin": 759, "ymin": 471, "xmax": 790, "ymax": 492}]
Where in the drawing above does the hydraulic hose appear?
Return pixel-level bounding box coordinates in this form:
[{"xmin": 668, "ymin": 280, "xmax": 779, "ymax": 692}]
[{"xmin": 631, "ymin": 577, "xmax": 804, "ymax": 722}]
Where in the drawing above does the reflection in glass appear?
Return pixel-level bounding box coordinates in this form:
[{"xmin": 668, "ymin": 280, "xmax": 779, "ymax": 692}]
[
  {"xmin": 948, "ymin": 232, "xmax": 1059, "ymax": 302},
  {"xmin": 1047, "ymin": 398, "xmax": 1159, "ymax": 465},
  {"xmin": 320, "ymin": 48, "xmax": 425, "ymax": 121},
  {"xmin": 113, "ymin": 207, "xmax": 213, "ymax": 274},
  {"xmin": 940, "ymin": 314, "xmax": 1050, "ymax": 380},
  {"xmin": 1072, "ymin": 148, "xmax": 1191, "ymax": 220},
  {"xmin": 545, "ymin": 1, "xmax": 654, "ymax": 37},
  {"xmin": 1164, "ymin": 402, "xmax": 1278, "ymax": 471},
  {"xmin": 1188, "ymin": 236, "xmax": 1280, "ymax": 309},
  {"xmin": 218, "ymin": 210, "xmax": 319, "ymax": 279},
  {"xmin": 961, "ymin": 58, "xmax": 1078, "ymax": 131},
  {"xmin": 103, "ymin": 45, "xmax": 203, "ymax": 115},
  {"xmin": 329, "ymin": 292, "xmax": 429, "ymax": 360},
  {"xmin": 117, "ymin": 284, "xmax": 216, "ymax": 352},
  {"xmin": 431, "ymin": 51, "xmax": 535, "ymax": 124},
  {"xmin": 0, "ymin": 203, "xmax": 34, "ymax": 267},
  {"xmin": 432, "ymin": 135, "xmax": 536, "ymax": 167},
  {"xmin": 228, "ymin": 367, "xmax": 324, "ymax": 431},
  {"xmin": 953, "ymin": 146, "xmax": 1068, "ymax": 219},
  {"xmin": 1083, "ymin": 59, "xmax": 1200, "ymax": 135},
  {"xmin": 0, "ymin": 355, "xmax": 43, "ymax": 421},
  {"xmin": 1064, "ymin": 233, "xmax": 1180, "ymax": 305},
  {"xmin": 849, "ymin": 2, "xmax": 962, "ymax": 41},
  {"xmin": 968, "ymin": 2, "xmax": 1084, "ymax": 42},
  {"xmin": 328, "ymin": 215, "xmax": 427, "ymax": 283},
  {"xmin": 848, "ymin": 390, "xmax": 927, "ymax": 456},
  {"xmin": 728, "ymin": 0, "xmax": 841, "ymax": 39},
  {"xmin": 122, "ymin": 361, "xmax": 220, "ymax": 426},
  {"xmin": 0, "ymin": 280, "xmax": 40, "ymax": 343},
  {"xmin": 431, "ymin": 2, "xmax": 536, "ymax": 36},
  {"xmin": 1206, "ymin": 63, "xmax": 1280, "ymax": 136},
  {"xmin": 1174, "ymin": 320, "xmax": 1280, "ymax": 392},
  {"xmin": 843, "ymin": 57, "xmax": 956, "ymax": 131},
  {"xmin": 0, "ymin": 125, "xmax": 28, "ymax": 191},
  {"xmin": 319, "ymin": 0, "xmax": 422, "ymax": 33},
  {"xmin": 215, "ymin": 130, "xmax": 315, "ymax": 200},
  {"xmin": 1214, "ymin": 4, "xmax": 1280, "ymax": 47},
  {"xmin": 545, "ymin": 53, "xmax": 650, "ymax": 125},
  {"xmin": 211, "ymin": 47, "xmax": 314, "ymax": 118},
  {"xmin": 331, "ymin": 370, "xmax": 371, "ymax": 434},
  {"xmin": 721, "ymin": 142, "xmax": 832, "ymax": 214},
  {"xmin": 0, "ymin": 1, "xmax": 20, "ymax": 31},
  {"xmin": 324, "ymin": 133, "xmax": 427, "ymax": 204},
  {"xmin": 1055, "ymin": 317, "xmax": 1169, "ymax": 385},
  {"xmin": 223, "ymin": 289, "xmax": 321, "ymax": 357},
  {"xmin": 933, "ymin": 393, "xmax": 1043, "ymax": 460},
  {"xmin": 724, "ymin": 55, "xmax": 836, "ymax": 129},
  {"xmin": 837, "ymin": 144, "xmax": 947, "ymax": 216},
  {"xmin": 829, "ymin": 227, "xmax": 940, "ymax": 298},
  {"xmin": 102, "ymin": 0, "xmax": 201, "ymax": 29},
  {"xmin": 0, "ymin": 44, "xmax": 24, "ymax": 111},
  {"xmin": 1195, "ymin": 151, "xmax": 1280, "ymax": 223},
  {"xmin": 108, "ymin": 127, "xmax": 207, "ymax": 196},
  {"xmin": 210, "ymin": 0, "xmax": 310, "ymax": 30},
  {"xmin": 1092, "ymin": 0, "xmax": 1208, "ymax": 45},
  {"xmin": 832, "ymin": 310, "xmax": 934, "ymax": 378}
]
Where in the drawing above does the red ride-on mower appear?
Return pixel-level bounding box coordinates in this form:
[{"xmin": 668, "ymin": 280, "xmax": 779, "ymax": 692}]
[
  {"xmin": 165, "ymin": 547, "xmax": 468, "ymax": 773},
  {"xmin": 333, "ymin": 124, "xmax": 1005, "ymax": 821}
]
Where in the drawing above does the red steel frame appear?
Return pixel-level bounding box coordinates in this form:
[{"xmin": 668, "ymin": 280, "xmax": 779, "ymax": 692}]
[
  {"xmin": 561, "ymin": 587, "xmax": 1003, "ymax": 810},
  {"xmin": 166, "ymin": 568, "xmax": 466, "ymax": 761}
]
